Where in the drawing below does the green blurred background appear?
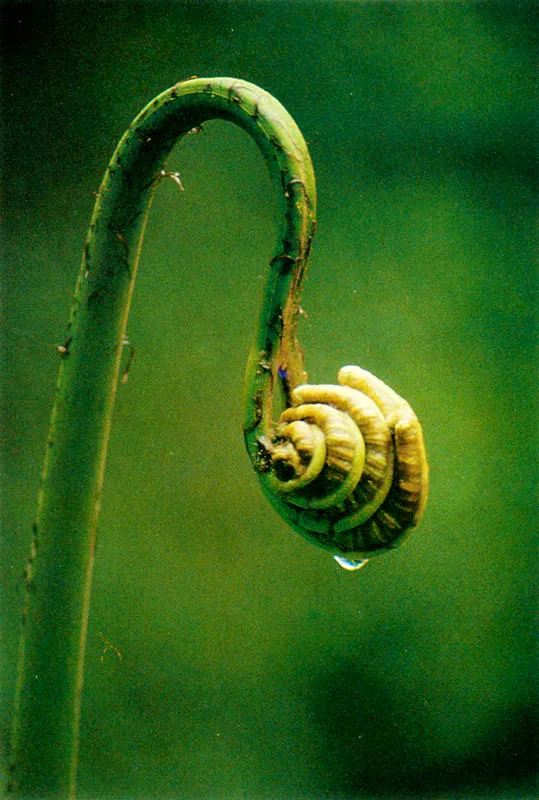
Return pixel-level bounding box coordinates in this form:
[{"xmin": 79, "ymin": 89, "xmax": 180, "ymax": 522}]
[{"xmin": 1, "ymin": 1, "xmax": 536, "ymax": 798}]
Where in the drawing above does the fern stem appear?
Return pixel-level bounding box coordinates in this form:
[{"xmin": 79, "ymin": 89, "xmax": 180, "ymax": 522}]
[{"xmin": 8, "ymin": 77, "xmax": 316, "ymax": 798}]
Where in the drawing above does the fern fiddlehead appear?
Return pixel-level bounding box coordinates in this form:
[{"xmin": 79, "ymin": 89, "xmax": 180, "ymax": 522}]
[
  {"xmin": 252, "ymin": 366, "xmax": 428, "ymax": 570},
  {"xmin": 9, "ymin": 78, "xmax": 428, "ymax": 797}
]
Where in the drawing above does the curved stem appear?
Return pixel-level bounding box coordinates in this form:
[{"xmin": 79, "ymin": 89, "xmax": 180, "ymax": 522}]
[{"xmin": 9, "ymin": 78, "xmax": 316, "ymax": 798}]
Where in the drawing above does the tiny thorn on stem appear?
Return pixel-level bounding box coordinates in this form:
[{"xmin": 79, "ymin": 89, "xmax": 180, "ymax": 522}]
[
  {"xmin": 57, "ymin": 336, "xmax": 72, "ymax": 357},
  {"xmin": 98, "ymin": 632, "xmax": 122, "ymax": 664},
  {"xmin": 120, "ymin": 337, "xmax": 136, "ymax": 384},
  {"xmin": 92, "ymin": 188, "xmax": 110, "ymax": 199},
  {"xmin": 160, "ymin": 170, "xmax": 185, "ymax": 190}
]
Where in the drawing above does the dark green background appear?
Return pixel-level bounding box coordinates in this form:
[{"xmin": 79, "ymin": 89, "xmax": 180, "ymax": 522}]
[{"xmin": 1, "ymin": 2, "xmax": 536, "ymax": 798}]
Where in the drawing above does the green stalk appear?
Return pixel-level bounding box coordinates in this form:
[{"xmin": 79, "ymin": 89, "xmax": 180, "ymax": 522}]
[{"xmin": 8, "ymin": 78, "xmax": 316, "ymax": 798}]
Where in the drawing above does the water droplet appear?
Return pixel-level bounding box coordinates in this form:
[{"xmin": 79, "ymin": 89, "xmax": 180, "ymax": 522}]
[{"xmin": 333, "ymin": 556, "xmax": 369, "ymax": 572}]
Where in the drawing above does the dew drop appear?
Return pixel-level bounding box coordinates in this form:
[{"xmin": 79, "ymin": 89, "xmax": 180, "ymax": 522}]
[{"xmin": 333, "ymin": 556, "xmax": 369, "ymax": 572}]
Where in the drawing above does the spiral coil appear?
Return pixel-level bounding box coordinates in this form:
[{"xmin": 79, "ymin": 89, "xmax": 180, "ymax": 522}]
[{"xmin": 255, "ymin": 365, "xmax": 428, "ymax": 561}]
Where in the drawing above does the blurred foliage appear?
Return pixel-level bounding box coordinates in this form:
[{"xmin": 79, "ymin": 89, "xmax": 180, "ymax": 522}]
[{"xmin": 1, "ymin": 1, "xmax": 536, "ymax": 798}]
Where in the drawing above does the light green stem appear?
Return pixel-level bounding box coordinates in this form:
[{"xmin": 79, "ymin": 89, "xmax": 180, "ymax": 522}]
[{"xmin": 8, "ymin": 77, "xmax": 316, "ymax": 798}]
